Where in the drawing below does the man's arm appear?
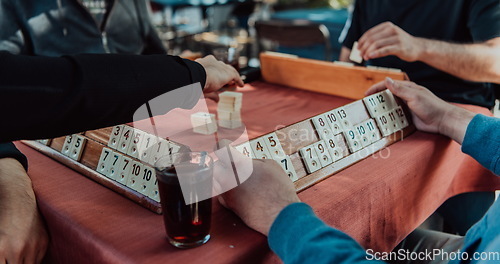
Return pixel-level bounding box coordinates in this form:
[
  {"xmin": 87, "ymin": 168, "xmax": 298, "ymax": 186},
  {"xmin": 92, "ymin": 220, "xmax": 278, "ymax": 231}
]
[
  {"xmin": 367, "ymin": 78, "xmax": 499, "ymax": 174},
  {"xmin": 0, "ymin": 52, "xmax": 242, "ymax": 142},
  {"xmin": 0, "ymin": 157, "xmax": 48, "ymax": 264},
  {"xmin": 357, "ymin": 22, "xmax": 500, "ymax": 84},
  {"xmin": 219, "ymin": 157, "xmax": 382, "ymax": 264}
]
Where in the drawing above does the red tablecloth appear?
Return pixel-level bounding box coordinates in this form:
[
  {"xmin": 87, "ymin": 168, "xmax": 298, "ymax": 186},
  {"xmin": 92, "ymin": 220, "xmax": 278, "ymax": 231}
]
[{"xmin": 18, "ymin": 81, "xmax": 499, "ymax": 263}]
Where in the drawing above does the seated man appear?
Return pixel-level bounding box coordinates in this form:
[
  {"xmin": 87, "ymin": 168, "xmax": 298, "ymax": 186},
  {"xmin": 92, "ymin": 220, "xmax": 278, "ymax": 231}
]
[
  {"xmin": 339, "ymin": 0, "xmax": 500, "ymax": 108},
  {"xmin": 221, "ymin": 77, "xmax": 499, "ymax": 264},
  {"xmin": 0, "ymin": 52, "xmax": 243, "ymax": 264},
  {"xmin": 0, "ymin": 0, "xmax": 165, "ymax": 55}
]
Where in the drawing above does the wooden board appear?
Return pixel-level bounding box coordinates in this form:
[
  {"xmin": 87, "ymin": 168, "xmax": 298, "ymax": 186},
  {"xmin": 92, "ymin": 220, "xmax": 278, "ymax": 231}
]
[
  {"xmin": 260, "ymin": 52, "xmax": 408, "ymax": 100},
  {"xmin": 23, "ymin": 57, "xmax": 415, "ymax": 214}
]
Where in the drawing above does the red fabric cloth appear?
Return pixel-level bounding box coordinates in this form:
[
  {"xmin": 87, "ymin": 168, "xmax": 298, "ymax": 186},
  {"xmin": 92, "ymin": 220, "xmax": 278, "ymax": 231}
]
[{"xmin": 17, "ymin": 81, "xmax": 499, "ymax": 263}]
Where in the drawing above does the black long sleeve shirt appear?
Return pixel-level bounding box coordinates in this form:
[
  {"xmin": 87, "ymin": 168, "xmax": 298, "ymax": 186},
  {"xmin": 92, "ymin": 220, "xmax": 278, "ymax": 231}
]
[{"xmin": 0, "ymin": 51, "xmax": 207, "ymax": 169}]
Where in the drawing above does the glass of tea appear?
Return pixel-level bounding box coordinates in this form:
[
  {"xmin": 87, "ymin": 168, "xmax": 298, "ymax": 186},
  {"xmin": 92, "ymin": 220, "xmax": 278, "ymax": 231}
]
[{"xmin": 155, "ymin": 152, "xmax": 213, "ymax": 249}]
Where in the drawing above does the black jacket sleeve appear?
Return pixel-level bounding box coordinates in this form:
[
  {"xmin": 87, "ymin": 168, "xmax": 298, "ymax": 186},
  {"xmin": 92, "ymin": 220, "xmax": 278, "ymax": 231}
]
[
  {"xmin": 0, "ymin": 52, "xmax": 206, "ymax": 142},
  {"xmin": 0, "ymin": 142, "xmax": 28, "ymax": 170}
]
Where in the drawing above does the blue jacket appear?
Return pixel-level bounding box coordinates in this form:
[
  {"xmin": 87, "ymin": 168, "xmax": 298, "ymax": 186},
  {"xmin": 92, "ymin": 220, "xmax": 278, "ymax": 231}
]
[
  {"xmin": 0, "ymin": 0, "xmax": 165, "ymax": 56},
  {"xmin": 269, "ymin": 114, "xmax": 500, "ymax": 264}
]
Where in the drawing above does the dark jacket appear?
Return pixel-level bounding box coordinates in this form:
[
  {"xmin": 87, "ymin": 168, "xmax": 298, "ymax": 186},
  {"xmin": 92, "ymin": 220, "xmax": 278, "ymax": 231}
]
[
  {"xmin": 0, "ymin": 52, "xmax": 206, "ymax": 168},
  {"xmin": 0, "ymin": 0, "xmax": 165, "ymax": 55}
]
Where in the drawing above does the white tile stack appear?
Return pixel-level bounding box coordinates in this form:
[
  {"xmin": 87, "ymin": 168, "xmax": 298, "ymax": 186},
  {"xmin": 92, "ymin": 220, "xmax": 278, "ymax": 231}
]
[
  {"xmin": 191, "ymin": 112, "xmax": 217, "ymax": 135},
  {"xmin": 217, "ymin": 91, "xmax": 243, "ymax": 129}
]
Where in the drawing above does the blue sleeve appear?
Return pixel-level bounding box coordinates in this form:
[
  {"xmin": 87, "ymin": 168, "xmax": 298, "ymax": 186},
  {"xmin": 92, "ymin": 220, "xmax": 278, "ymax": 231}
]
[
  {"xmin": 268, "ymin": 203, "xmax": 384, "ymax": 264},
  {"xmin": 462, "ymin": 114, "xmax": 500, "ymax": 175}
]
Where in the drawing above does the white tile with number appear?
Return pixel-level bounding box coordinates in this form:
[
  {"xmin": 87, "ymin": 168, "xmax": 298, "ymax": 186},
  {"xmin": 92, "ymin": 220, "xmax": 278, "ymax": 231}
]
[
  {"xmin": 363, "ymin": 90, "xmax": 398, "ymax": 118},
  {"xmin": 393, "ymin": 106, "xmax": 409, "ymax": 130},
  {"xmin": 323, "ymin": 135, "xmax": 345, "ymax": 162},
  {"xmin": 69, "ymin": 135, "xmax": 87, "ymax": 161},
  {"xmin": 314, "ymin": 140, "xmax": 334, "ymax": 167},
  {"xmin": 235, "ymin": 142, "xmax": 255, "ymax": 158},
  {"xmin": 278, "ymin": 155, "xmax": 298, "ymax": 182},
  {"xmin": 108, "ymin": 125, "xmax": 124, "ymax": 149},
  {"xmin": 126, "ymin": 129, "xmax": 145, "ymax": 159},
  {"xmin": 323, "ymin": 110, "xmax": 343, "ymax": 135},
  {"xmin": 138, "ymin": 133, "xmax": 157, "ymax": 163},
  {"xmin": 138, "ymin": 165, "xmax": 156, "ymax": 195},
  {"xmin": 148, "ymin": 178, "xmax": 160, "ymax": 202},
  {"xmin": 353, "ymin": 122, "xmax": 371, "ymax": 148},
  {"xmin": 364, "ymin": 119, "xmax": 382, "ymax": 143},
  {"xmin": 333, "ymin": 107, "xmax": 352, "ymax": 129},
  {"xmin": 116, "ymin": 156, "xmax": 133, "ymax": 185},
  {"xmin": 250, "ymin": 138, "xmax": 272, "ymax": 160},
  {"xmin": 96, "ymin": 147, "xmax": 113, "ymax": 176},
  {"xmin": 117, "ymin": 126, "xmax": 134, "ymax": 154},
  {"xmin": 126, "ymin": 161, "xmax": 144, "ymax": 192},
  {"xmin": 61, "ymin": 135, "xmax": 75, "ymax": 156},
  {"xmin": 311, "ymin": 114, "xmax": 336, "ymax": 140},
  {"xmin": 343, "ymin": 128, "xmax": 363, "ymax": 153},
  {"xmin": 148, "ymin": 139, "xmax": 170, "ymax": 166},
  {"xmin": 299, "ymin": 144, "xmax": 321, "ymax": 173},
  {"xmin": 262, "ymin": 132, "xmax": 286, "ymax": 160},
  {"xmin": 107, "ymin": 152, "xmax": 123, "ymax": 180}
]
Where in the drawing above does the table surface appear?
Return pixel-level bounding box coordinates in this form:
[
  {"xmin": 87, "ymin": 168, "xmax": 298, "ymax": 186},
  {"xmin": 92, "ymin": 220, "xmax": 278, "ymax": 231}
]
[{"xmin": 21, "ymin": 81, "xmax": 500, "ymax": 264}]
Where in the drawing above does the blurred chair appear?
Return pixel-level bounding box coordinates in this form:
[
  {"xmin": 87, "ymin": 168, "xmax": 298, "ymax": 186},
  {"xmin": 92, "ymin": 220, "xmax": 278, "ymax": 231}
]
[{"xmin": 254, "ymin": 19, "xmax": 332, "ymax": 61}]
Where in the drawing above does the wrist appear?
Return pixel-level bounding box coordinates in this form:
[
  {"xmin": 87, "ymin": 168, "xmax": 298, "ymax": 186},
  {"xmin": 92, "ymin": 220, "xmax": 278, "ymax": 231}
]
[
  {"xmin": 438, "ymin": 106, "xmax": 476, "ymax": 144},
  {"xmin": 415, "ymin": 37, "xmax": 430, "ymax": 62}
]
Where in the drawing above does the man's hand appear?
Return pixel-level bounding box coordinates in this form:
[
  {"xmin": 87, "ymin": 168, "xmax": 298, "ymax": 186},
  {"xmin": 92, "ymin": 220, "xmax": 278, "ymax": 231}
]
[
  {"xmin": 218, "ymin": 157, "xmax": 300, "ymax": 236},
  {"xmin": 366, "ymin": 78, "xmax": 476, "ymax": 144},
  {"xmin": 195, "ymin": 55, "xmax": 244, "ymax": 101},
  {"xmin": 358, "ymin": 22, "xmax": 424, "ymax": 62},
  {"xmin": 0, "ymin": 158, "xmax": 48, "ymax": 264}
]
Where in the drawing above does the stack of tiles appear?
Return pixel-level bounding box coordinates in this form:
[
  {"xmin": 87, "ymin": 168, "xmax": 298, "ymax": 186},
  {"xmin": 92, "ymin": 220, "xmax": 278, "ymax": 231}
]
[
  {"xmin": 191, "ymin": 112, "xmax": 217, "ymax": 135},
  {"xmin": 217, "ymin": 91, "xmax": 242, "ymax": 129}
]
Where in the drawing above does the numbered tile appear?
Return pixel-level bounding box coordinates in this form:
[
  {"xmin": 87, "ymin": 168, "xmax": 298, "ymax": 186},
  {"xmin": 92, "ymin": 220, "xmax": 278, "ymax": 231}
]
[
  {"xmin": 127, "ymin": 129, "xmax": 145, "ymax": 159},
  {"xmin": 386, "ymin": 110, "xmax": 400, "ymax": 133},
  {"xmin": 250, "ymin": 138, "xmax": 272, "ymax": 160},
  {"xmin": 278, "ymin": 155, "xmax": 298, "ymax": 182},
  {"xmin": 334, "ymin": 107, "xmax": 351, "ymax": 129},
  {"xmin": 108, "ymin": 125, "xmax": 124, "ymax": 149},
  {"xmin": 235, "ymin": 142, "xmax": 255, "ymax": 158},
  {"xmin": 126, "ymin": 161, "xmax": 144, "ymax": 192},
  {"xmin": 148, "ymin": 178, "xmax": 160, "ymax": 202},
  {"xmin": 393, "ymin": 106, "xmax": 409, "ymax": 130},
  {"xmin": 363, "ymin": 90, "xmax": 398, "ymax": 118},
  {"xmin": 353, "ymin": 123, "xmax": 371, "ymax": 148},
  {"xmin": 61, "ymin": 135, "xmax": 75, "ymax": 156},
  {"xmin": 167, "ymin": 142, "xmax": 181, "ymax": 156},
  {"xmin": 69, "ymin": 135, "xmax": 87, "ymax": 161},
  {"xmin": 107, "ymin": 152, "xmax": 123, "ymax": 180},
  {"xmin": 138, "ymin": 134, "xmax": 158, "ymax": 164},
  {"xmin": 324, "ymin": 111, "xmax": 343, "ymax": 135},
  {"xmin": 138, "ymin": 165, "xmax": 156, "ymax": 195},
  {"xmin": 311, "ymin": 114, "xmax": 336, "ymax": 140},
  {"xmin": 117, "ymin": 126, "xmax": 134, "ymax": 154},
  {"xmin": 96, "ymin": 147, "xmax": 113, "ymax": 176},
  {"xmin": 324, "ymin": 136, "xmax": 344, "ymax": 162},
  {"xmin": 263, "ymin": 132, "xmax": 286, "ymax": 160},
  {"xmin": 375, "ymin": 113, "xmax": 393, "ymax": 137},
  {"xmin": 299, "ymin": 144, "xmax": 321, "ymax": 174},
  {"xmin": 343, "ymin": 128, "xmax": 363, "ymax": 153},
  {"xmin": 314, "ymin": 140, "xmax": 333, "ymax": 167},
  {"xmin": 116, "ymin": 156, "xmax": 133, "ymax": 185},
  {"xmin": 364, "ymin": 119, "xmax": 382, "ymax": 143},
  {"xmin": 148, "ymin": 139, "xmax": 170, "ymax": 166}
]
